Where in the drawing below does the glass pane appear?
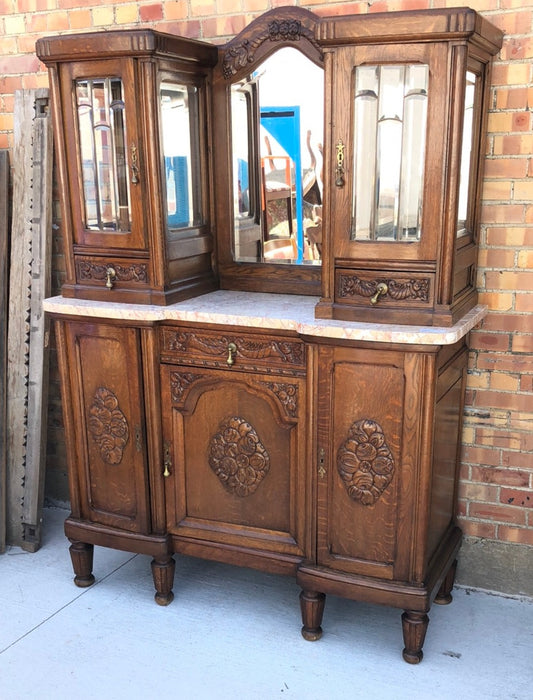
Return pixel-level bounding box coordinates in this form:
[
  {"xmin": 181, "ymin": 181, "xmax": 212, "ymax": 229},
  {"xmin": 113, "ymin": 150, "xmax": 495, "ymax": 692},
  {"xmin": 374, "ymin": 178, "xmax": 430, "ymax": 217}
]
[
  {"xmin": 76, "ymin": 78, "xmax": 131, "ymax": 232},
  {"xmin": 457, "ymin": 71, "xmax": 477, "ymax": 235},
  {"xmin": 161, "ymin": 82, "xmax": 204, "ymax": 230},
  {"xmin": 351, "ymin": 64, "xmax": 428, "ymax": 242},
  {"xmin": 231, "ymin": 48, "xmax": 324, "ymax": 266}
]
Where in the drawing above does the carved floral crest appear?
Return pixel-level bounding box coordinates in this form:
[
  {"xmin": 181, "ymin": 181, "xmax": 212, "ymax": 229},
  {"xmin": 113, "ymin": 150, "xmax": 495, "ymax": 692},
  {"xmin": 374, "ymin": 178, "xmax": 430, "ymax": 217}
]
[
  {"xmin": 337, "ymin": 419, "xmax": 395, "ymax": 505},
  {"xmin": 208, "ymin": 416, "xmax": 270, "ymax": 497},
  {"xmin": 88, "ymin": 387, "xmax": 129, "ymax": 465}
]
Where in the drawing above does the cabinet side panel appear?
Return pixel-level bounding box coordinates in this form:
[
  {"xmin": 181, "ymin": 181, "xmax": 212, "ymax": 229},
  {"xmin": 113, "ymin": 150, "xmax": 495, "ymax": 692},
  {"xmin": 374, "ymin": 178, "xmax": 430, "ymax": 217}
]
[{"xmin": 427, "ymin": 349, "xmax": 467, "ymax": 561}]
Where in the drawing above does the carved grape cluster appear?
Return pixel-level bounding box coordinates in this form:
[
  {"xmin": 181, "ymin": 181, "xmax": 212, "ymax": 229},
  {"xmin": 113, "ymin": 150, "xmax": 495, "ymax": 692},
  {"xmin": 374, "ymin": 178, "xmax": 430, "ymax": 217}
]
[
  {"xmin": 337, "ymin": 419, "xmax": 395, "ymax": 506},
  {"xmin": 208, "ymin": 417, "xmax": 270, "ymax": 497}
]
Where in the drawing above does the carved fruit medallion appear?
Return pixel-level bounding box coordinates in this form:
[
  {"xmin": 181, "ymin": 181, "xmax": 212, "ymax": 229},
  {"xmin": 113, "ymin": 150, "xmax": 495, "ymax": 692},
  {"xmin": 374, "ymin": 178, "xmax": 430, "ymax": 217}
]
[
  {"xmin": 88, "ymin": 387, "xmax": 129, "ymax": 465},
  {"xmin": 337, "ymin": 419, "xmax": 395, "ymax": 506},
  {"xmin": 208, "ymin": 417, "xmax": 270, "ymax": 497}
]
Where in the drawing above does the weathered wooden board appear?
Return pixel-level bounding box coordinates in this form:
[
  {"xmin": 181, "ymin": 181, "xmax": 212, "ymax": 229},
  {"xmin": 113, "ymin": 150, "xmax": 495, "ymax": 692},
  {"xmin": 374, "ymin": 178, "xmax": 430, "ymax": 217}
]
[
  {"xmin": 0, "ymin": 150, "xmax": 9, "ymax": 554},
  {"xmin": 6, "ymin": 89, "xmax": 53, "ymax": 551}
]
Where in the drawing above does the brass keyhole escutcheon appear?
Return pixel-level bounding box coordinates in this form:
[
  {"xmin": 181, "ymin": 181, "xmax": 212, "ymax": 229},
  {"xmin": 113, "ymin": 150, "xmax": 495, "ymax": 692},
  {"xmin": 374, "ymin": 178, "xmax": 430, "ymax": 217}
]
[
  {"xmin": 226, "ymin": 342, "xmax": 237, "ymax": 366},
  {"xmin": 105, "ymin": 266, "xmax": 116, "ymax": 289},
  {"xmin": 335, "ymin": 139, "xmax": 345, "ymax": 187},
  {"xmin": 318, "ymin": 448, "xmax": 326, "ymax": 479},
  {"xmin": 163, "ymin": 442, "xmax": 172, "ymax": 478},
  {"xmin": 370, "ymin": 282, "xmax": 388, "ymax": 305}
]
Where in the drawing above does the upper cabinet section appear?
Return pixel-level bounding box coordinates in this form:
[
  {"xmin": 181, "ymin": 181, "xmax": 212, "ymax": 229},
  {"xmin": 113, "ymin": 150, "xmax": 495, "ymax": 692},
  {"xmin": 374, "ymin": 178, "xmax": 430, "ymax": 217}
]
[
  {"xmin": 37, "ymin": 8, "xmax": 502, "ymax": 321},
  {"xmin": 315, "ymin": 8, "xmax": 503, "ymax": 325},
  {"xmin": 37, "ymin": 30, "xmax": 218, "ymax": 305}
]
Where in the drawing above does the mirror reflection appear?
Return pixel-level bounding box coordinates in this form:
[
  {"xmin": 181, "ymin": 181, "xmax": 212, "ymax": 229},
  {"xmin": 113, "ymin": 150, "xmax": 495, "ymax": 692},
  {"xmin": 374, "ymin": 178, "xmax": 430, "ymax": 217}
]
[
  {"xmin": 231, "ymin": 47, "xmax": 324, "ymax": 265},
  {"xmin": 161, "ymin": 82, "xmax": 204, "ymax": 232}
]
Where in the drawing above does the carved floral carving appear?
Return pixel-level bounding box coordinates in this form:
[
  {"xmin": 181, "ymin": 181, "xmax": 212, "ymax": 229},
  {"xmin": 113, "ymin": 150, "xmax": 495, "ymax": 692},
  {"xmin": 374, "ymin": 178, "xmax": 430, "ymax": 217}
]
[
  {"xmin": 260, "ymin": 381, "xmax": 298, "ymax": 418},
  {"xmin": 339, "ymin": 274, "xmax": 430, "ymax": 303},
  {"xmin": 77, "ymin": 261, "xmax": 148, "ymax": 284},
  {"xmin": 162, "ymin": 330, "xmax": 304, "ymax": 367},
  {"xmin": 208, "ymin": 416, "xmax": 270, "ymax": 497},
  {"xmin": 222, "ymin": 13, "xmax": 321, "ymax": 79},
  {"xmin": 169, "ymin": 371, "xmax": 203, "ymax": 404},
  {"xmin": 88, "ymin": 387, "xmax": 129, "ymax": 465},
  {"xmin": 337, "ymin": 419, "xmax": 395, "ymax": 505}
]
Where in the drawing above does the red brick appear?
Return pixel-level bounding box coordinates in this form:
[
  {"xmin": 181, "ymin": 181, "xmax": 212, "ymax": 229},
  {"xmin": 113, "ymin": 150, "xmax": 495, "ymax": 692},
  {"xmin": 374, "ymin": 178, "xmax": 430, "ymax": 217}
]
[
  {"xmin": 484, "ymin": 158, "xmax": 528, "ymax": 179},
  {"xmin": 469, "ymin": 332, "xmax": 510, "ymax": 352},
  {"xmin": 469, "ymin": 502, "xmax": 527, "ymax": 525},
  {"xmin": 511, "ymin": 335, "xmax": 533, "ymax": 354},
  {"xmin": 485, "ymin": 227, "xmax": 533, "ymax": 247},
  {"xmin": 458, "ymin": 519, "xmax": 497, "ymax": 539},
  {"xmin": 476, "ymin": 353, "xmax": 533, "ymax": 373},
  {"xmin": 462, "ymin": 445, "xmax": 501, "ymax": 467},
  {"xmin": 502, "ymin": 450, "xmax": 533, "ymax": 470},
  {"xmin": 473, "ymin": 390, "xmax": 533, "ymax": 413},
  {"xmin": 140, "ymin": 4, "xmax": 164, "ymax": 22},
  {"xmin": 500, "ymin": 488, "xmax": 533, "ymax": 508},
  {"xmin": 470, "ymin": 465, "xmax": 530, "ymax": 488},
  {"xmin": 497, "ymin": 526, "xmax": 533, "ymax": 546},
  {"xmin": 484, "ymin": 270, "xmax": 533, "ymax": 290},
  {"xmin": 481, "ymin": 313, "xmax": 532, "ymax": 333}
]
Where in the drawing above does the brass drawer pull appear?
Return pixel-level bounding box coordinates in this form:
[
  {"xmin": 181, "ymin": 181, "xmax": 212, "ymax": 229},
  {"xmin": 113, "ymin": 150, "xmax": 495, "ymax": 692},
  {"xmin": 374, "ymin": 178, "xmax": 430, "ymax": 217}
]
[
  {"xmin": 226, "ymin": 342, "xmax": 237, "ymax": 366},
  {"xmin": 370, "ymin": 282, "xmax": 388, "ymax": 305},
  {"xmin": 105, "ymin": 266, "xmax": 116, "ymax": 289}
]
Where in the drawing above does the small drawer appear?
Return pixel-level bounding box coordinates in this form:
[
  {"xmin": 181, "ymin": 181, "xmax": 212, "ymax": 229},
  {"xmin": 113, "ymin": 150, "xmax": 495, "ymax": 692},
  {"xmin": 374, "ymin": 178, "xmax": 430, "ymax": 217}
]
[
  {"xmin": 159, "ymin": 325, "xmax": 306, "ymax": 375},
  {"xmin": 335, "ymin": 269, "xmax": 434, "ymax": 309},
  {"xmin": 75, "ymin": 256, "xmax": 150, "ymax": 289}
]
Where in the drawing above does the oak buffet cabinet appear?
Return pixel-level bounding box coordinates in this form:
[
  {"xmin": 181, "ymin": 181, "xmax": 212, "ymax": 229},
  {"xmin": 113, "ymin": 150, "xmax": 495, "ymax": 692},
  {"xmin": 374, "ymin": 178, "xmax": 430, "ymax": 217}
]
[{"xmin": 37, "ymin": 6, "xmax": 502, "ymax": 663}]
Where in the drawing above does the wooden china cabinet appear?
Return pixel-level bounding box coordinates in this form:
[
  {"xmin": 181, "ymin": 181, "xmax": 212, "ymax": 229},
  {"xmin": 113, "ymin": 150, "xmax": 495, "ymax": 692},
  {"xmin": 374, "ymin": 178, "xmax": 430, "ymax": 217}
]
[{"xmin": 38, "ymin": 6, "xmax": 502, "ymax": 663}]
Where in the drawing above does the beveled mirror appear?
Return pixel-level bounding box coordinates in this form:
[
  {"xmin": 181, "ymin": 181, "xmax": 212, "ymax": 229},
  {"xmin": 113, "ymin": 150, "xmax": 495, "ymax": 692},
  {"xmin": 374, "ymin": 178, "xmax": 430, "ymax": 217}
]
[{"xmin": 213, "ymin": 7, "xmax": 324, "ymax": 296}]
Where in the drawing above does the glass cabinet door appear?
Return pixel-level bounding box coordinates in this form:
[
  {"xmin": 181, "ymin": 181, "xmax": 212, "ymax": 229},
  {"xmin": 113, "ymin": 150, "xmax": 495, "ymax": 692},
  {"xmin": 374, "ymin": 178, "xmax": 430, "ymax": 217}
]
[
  {"xmin": 329, "ymin": 43, "xmax": 447, "ymax": 263},
  {"xmin": 62, "ymin": 58, "xmax": 146, "ymax": 250}
]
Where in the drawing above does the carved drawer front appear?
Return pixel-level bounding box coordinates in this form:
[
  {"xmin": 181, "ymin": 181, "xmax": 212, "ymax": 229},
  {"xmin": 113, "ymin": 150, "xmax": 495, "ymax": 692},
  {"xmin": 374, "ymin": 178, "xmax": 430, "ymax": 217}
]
[
  {"xmin": 159, "ymin": 326, "xmax": 306, "ymax": 375},
  {"xmin": 335, "ymin": 269, "xmax": 435, "ymax": 309},
  {"xmin": 75, "ymin": 255, "xmax": 150, "ymax": 290}
]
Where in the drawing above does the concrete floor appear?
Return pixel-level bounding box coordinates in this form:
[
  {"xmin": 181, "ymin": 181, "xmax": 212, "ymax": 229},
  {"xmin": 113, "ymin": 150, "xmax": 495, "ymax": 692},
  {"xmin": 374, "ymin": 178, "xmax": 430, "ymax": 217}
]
[{"xmin": 1, "ymin": 508, "xmax": 532, "ymax": 700}]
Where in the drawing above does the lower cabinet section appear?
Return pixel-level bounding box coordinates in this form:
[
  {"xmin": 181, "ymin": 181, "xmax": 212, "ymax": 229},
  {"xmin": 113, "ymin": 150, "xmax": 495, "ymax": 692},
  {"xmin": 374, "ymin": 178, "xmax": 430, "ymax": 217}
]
[{"xmin": 55, "ymin": 316, "xmax": 468, "ymax": 663}]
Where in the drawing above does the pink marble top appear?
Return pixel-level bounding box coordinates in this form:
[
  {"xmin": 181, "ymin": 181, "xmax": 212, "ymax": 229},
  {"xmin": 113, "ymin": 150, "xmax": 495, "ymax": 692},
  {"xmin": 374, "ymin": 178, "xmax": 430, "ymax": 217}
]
[{"xmin": 43, "ymin": 291, "xmax": 486, "ymax": 346}]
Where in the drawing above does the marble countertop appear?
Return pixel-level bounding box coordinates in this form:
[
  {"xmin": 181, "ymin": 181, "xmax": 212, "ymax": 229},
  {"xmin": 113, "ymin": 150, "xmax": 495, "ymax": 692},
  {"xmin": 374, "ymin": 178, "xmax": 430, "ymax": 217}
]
[{"xmin": 43, "ymin": 291, "xmax": 486, "ymax": 345}]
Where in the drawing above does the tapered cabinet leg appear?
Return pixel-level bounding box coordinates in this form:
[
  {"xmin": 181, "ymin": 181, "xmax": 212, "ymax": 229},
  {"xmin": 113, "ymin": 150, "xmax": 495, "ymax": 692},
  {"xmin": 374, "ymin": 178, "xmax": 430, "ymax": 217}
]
[
  {"xmin": 434, "ymin": 559, "xmax": 457, "ymax": 605},
  {"xmin": 300, "ymin": 590, "xmax": 326, "ymax": 641},
  {"xmin": 68, "ymin": 540, "xmax": 95, "ymax": 588},
  {"xmin": 401, "ymin": 610, "xmax": 429, "ymax": 664},
  {"xmin": 151, "ymin": 555, "xmax": 175, "ymax": 606}
]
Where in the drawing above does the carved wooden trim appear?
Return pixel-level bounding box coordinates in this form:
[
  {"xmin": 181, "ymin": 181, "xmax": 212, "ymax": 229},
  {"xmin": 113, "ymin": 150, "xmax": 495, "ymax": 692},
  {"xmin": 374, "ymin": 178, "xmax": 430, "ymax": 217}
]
[
  {"xmin": 208, "ymin": 416, "xmax": 270, "ymax": 497},
  {"xmin": 222, "ymin": 8, "xmax": 322, "ymax": 79},
  {"xmin": 88, "ymin": 387, "xmax": 129, "ymax": 465},
  {"xmin": 169, "ymin": 371, "xmax": 203, "ymax": 405},
  {"xmin": 259, "ymin": 381, "xmax": 298, "ymax": 418},
  {"xmin": 76, "ymin": 260, "xmax": 148, "ymax": 284},
  {"xmin": 162, "ymin": 329, "xmax": 304, "ymax": 367},
  {"xmin": 337, "ymin": 419, "xmax": 395, "ymax": 506},
  {"xmin": 338, "ymin": 274, "xmax": 430, "ymax": 303}
]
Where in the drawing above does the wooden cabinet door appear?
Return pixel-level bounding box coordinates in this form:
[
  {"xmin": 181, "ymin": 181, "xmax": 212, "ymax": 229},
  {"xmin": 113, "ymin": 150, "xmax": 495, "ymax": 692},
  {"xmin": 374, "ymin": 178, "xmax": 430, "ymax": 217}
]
[
  {"xmin": 160, "ymin": 364, "xmax": 308, "ymax": 564},
  {"xmin": 316, "ymin": 344, "xmax": 432, "ymax": 583},
  {"xmin": 60, "ymin": 321, "xmax": 150, "ymax": 533}
]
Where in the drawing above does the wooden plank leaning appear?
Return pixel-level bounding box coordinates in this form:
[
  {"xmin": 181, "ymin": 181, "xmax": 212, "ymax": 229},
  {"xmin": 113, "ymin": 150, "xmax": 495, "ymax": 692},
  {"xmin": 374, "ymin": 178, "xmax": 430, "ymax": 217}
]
[
  {"xmin": 0, "ymin": 151, "xmax": 9, "ymax": 553},
  {"xmin": 6, "ymin": 89, "xmax": 53, "ymax": 551}
]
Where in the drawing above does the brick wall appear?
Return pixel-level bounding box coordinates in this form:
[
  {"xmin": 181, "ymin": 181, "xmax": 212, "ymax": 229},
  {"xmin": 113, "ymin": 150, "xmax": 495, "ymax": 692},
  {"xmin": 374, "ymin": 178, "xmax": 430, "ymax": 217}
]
[{"xmin": 1, "ymin": 1, "xmax": 532, "ymax": 572}]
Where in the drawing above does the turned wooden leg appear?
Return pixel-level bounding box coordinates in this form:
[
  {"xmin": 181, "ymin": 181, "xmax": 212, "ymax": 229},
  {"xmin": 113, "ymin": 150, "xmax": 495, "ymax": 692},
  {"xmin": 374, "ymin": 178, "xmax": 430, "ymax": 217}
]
[
  {"xmin": 151, "ymin": 555, "xmax": 175, "ymax": 606},
  {"xmin": 300, "ymin": 590, "xmax": 326, "ymax": 641},
  {"xmin": 401, "ymin": 610, "xmax": 429, "ymax": 664},
  {"xmin": 434, "ymin": 559, "xmax": 457, "ymax": 605},
  {"xmin": 68, "ymin": 540, "xmax": 95, "ymax": 588}
]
